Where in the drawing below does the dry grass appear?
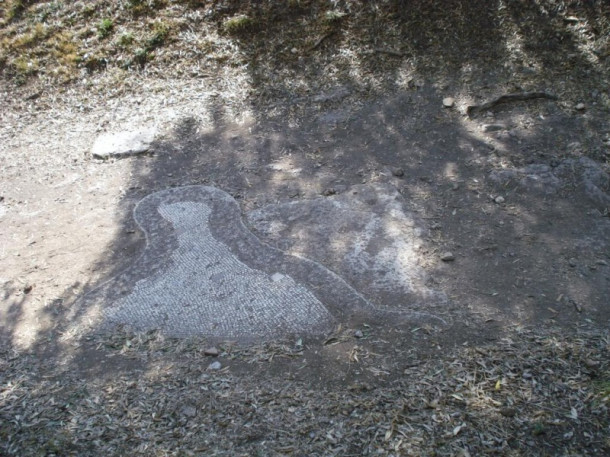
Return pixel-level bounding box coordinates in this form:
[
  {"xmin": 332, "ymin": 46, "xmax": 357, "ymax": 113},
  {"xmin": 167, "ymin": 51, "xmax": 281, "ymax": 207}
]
[{"xmin": 0, "ymin": 0, "xmax": 607, "ymax": 107}]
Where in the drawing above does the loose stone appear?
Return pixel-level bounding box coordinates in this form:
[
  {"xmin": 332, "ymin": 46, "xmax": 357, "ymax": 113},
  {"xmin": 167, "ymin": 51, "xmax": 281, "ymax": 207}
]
[
  {"xmin": 181, "ymin": 406, "xmax": 197, "ymax": 418},
  {"xmin": 204, "ymin": 347, "xmax": 220, "ymax": 357},
  {"xmin": 440, "ymin": 252, "xmax": 455, "ymax": 261},
  {"xmin": 500, "ymin": 407, "xmax": 517, "ymax": 417},
  {"xmin": 208, "ymin": 361, "xmax": 222, "ymax": 370},
  {"xmin": 568, "ymin": 258, "xmax": 577, "ymax": 267},
  {"xmin": 483, "ymin": 124, "xmax": 505, "ymax": 132},
  {"xmin": 91, "ymin": 128, "xmax": 157, "ymax": 159}
]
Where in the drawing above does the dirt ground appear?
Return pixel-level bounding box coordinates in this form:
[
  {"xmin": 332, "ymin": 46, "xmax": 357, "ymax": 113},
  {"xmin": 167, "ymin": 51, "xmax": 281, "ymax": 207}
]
[{"xmin": 1, "ymin": 1, "xmax": 609, "ymax": 455}]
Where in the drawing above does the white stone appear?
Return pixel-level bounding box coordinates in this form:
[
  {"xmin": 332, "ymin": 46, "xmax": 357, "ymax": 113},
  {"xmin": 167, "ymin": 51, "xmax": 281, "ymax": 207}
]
[
  {"xmin": 208, "ymin": 361, "xmax": 222, "ymax": 370},
  {"xmin": 442, "ymin": 97, "xmax": 455, "ymax": 108},
  {"xmin": 271, "ymin": 272, "xmax": 285, "ymax": 282},
  {"xmin": 440, "ymin": 252, "xmax": 455, "ymax": 261},
  {"xmin": 91, "ymin": 127, "xmax": 157, "ymax": 159}
]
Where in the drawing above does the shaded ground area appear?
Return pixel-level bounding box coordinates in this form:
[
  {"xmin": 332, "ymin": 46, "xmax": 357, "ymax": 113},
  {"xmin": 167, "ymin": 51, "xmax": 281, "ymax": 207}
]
[
  {"xmin": 2, "ymin": 325, "xmax": 608, "ymax": 456},
  {"xmin": 1, "ymin": 1, "xmax": 609, "ymax": 455}
]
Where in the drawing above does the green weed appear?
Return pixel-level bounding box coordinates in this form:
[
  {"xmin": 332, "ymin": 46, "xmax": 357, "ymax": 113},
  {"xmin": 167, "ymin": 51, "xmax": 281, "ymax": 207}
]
[
  {"xmin": 223, "ymin": 15, "xmax": 254, "ymax": 35},
  {"xmin": 118, "ymin": 32, "xmax": 134, "ymax": 47},
  {"xmin": 81, "ymin": 4, "xmax": 95, "ymax": 18},
  {"xmin": 125, "ymin": 0, "xmax": 167, "ymax": 16},
  {"xmin": 132, "ymin": 47, "xmax": 149, "ymax": 66},
  {"xmin": 98, "ymin": 18, "xmax": 114, "ymax": 39},
  {"xmin": 145, "ymin": 21, "xmax": 171, "ymax": 50},
  {"xmin": 13, "ymin": 55, "xmax": 38, "ymax": 76},
  {"xmin": 323, "ymin": 10, "xmax": 347, "ymax": 24},
  {"xmin": 6, "ymin": 0, "xmax": 26, "ymax": 22}
]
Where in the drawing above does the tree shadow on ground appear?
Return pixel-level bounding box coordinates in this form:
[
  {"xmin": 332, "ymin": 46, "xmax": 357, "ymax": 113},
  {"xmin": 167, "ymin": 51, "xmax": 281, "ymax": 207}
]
[
  {"xmin": 1, "ymin": 1, "xmax": 609, "ymax": 454},
  {"xmin": 3, "ymin": 0, "xmax": 609, "ymax": 371}
]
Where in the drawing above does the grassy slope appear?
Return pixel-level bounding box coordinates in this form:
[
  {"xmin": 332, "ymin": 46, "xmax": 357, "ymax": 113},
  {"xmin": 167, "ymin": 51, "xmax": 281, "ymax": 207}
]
[{"xmin": 0, "ymin": 0, "xmax": 608, "ymax": 106}]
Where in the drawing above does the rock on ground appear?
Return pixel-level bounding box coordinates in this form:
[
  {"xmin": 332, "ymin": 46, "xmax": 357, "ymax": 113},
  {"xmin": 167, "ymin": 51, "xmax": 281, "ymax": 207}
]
[{"xmin": 91, "ymin": 128, "xmax": 157, "ymax": 159}]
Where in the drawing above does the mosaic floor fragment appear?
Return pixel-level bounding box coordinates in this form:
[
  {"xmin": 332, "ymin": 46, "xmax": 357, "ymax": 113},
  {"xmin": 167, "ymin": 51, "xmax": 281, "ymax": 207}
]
[{"xmin": 86, "ymin": 186, "xmax": 374, "ymax": 339}]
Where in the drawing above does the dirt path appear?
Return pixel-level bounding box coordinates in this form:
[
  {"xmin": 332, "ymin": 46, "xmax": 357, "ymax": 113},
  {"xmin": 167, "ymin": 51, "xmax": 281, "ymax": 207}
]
[
  {"xmin": 2, "ymin": 76, "xmax": 609, "ymax": 347},
  {"xmin": 1, "ymin": 73, "xmax": 609, "ymax": 455}
]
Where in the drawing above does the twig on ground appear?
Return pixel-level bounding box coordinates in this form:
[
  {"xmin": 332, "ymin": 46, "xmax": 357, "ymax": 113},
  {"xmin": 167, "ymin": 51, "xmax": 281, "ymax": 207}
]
[
  {"xmin": 373, "ymin": 48, "xmax": 405, "ymax": 57},
  {"xmin": 467, "ymin": 91, "xmax": 558, "ymax": 116},
  {"xmin": 310, "ymin": 31, "xmax": 336, "ymax": 51}
]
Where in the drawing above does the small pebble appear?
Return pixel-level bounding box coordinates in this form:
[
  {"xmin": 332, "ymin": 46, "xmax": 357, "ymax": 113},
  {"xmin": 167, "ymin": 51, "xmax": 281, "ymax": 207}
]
[
  {"xmin": 354, "ymin": 330, "xmax": 364, "ymax": 339},
  {"xmin": 204, "ymin": 347, "xmax": 219, "ymax": 357},
  {"xmin": 584, "ymin": 359, "xmax": 599, "ymax": 368},
  {"xmin": 575, "ymin": 103, "xmax": 586, "ymax": 111},
  {"xmin": 442, "ymin": 97, "xmax": 455, "ymax": 108},
  {"xmin": 494, "ymin": 196, "xmax": 505, "ymax": 204},
  {"xmin": 532, "ymin": 424, "xmax": 545, "ymax": 436},
  {"xmin": 392, "ymin": 167, "xmax": 404, "ymax": 177},
  {"xmin": 208, "ymin": 361, "xmax": 222, "ymax": 370},
  {"xmin": 500, "ymin": 407, "xmax": 517, "ymax": 417},
  {"xmin": 568, "ymin": 258, "xmax": 577, "ymax": 267},
  {"xmin": 440, "ymin": 252, "xmax": 455, "ymax": 261},
  {"xmin": 483, "ymin": 124, "xmax": 505, "ymax": 132},
  {"xmin": 181, "ymin": 406, "xmax": 197, "ymax": 418}
]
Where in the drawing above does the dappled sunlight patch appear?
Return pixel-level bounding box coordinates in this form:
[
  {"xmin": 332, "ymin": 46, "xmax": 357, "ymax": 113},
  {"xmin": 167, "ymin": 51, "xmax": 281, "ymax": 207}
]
[
  {"xmin": 443, "ymin": 162, "xmax": 459, "ymax": 181},
  {"xmin": 248, "ymin": 182, "xmax": 448, "ymax": 322}
]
